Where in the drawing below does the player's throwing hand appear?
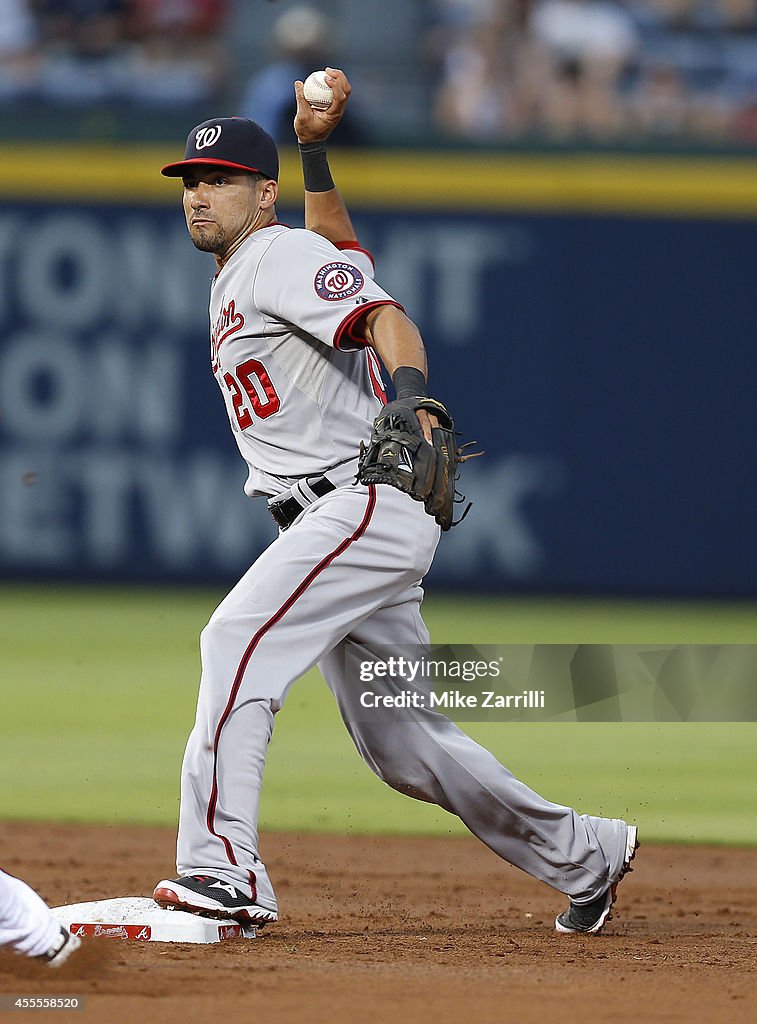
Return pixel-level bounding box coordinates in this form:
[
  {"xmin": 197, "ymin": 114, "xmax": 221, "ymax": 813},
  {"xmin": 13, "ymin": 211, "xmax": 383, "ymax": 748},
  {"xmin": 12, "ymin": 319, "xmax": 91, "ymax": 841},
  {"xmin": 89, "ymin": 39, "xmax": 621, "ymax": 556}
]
[{"xmin": 294, "ymin": 67, "xmax": 352, "ymax": 144}]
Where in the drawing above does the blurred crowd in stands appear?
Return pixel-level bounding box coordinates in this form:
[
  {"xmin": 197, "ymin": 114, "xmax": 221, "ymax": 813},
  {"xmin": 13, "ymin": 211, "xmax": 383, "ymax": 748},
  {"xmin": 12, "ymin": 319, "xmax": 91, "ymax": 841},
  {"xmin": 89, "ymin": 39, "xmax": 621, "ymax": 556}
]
[
  {"xmin": 2, "ymin": 0, "xmax": 757, "ymax": 145},
  {"xmin": 0, "ymin": 0, "xmax": 227, "ymax": 107},
  {"xmin": 429, "ymin": 0, "xmax": 757, "ymax": 143}
]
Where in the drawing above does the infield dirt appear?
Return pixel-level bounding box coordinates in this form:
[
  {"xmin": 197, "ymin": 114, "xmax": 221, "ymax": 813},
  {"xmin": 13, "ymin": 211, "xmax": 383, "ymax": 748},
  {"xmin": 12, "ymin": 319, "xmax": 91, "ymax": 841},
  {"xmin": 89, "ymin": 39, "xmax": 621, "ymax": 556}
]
[{"xmin": 1, "ymin": 822, "xmax": 755, "ymax": 1023}]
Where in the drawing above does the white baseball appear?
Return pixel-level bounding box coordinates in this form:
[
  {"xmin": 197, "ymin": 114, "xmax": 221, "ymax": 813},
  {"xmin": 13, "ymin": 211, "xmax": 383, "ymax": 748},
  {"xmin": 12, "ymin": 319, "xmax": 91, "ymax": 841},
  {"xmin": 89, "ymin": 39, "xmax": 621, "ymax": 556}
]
[{"xmin": 303, "ymin": 70, "xmax": 333, "ymax": 111}]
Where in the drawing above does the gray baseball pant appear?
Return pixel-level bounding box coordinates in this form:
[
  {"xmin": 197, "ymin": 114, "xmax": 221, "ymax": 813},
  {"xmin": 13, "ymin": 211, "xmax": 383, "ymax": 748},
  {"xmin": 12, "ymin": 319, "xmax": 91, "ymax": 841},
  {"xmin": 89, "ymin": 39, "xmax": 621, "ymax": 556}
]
[{"xmin": 176, "ymin": 482, "xmax": 629, "ymax": 914}]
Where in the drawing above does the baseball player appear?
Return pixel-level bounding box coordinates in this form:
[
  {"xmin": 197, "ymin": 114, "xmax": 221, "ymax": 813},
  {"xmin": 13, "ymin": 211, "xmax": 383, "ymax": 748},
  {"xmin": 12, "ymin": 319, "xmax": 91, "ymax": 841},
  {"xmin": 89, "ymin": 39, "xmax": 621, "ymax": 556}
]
[
  {"xmin": 0, "ymin": 869, "xmax": 80, "ymax": 967},
  {"xmin": 153, "ymin": 70, "xmax": 637, "ymax": 935}
]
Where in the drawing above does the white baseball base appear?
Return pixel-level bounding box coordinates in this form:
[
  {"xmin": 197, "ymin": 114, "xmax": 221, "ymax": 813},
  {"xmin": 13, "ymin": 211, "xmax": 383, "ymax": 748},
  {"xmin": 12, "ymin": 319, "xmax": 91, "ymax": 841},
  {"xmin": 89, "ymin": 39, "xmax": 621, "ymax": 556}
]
[{"xmin": 51, "ymin": 897, "xmax": 257, "ymax": 943}]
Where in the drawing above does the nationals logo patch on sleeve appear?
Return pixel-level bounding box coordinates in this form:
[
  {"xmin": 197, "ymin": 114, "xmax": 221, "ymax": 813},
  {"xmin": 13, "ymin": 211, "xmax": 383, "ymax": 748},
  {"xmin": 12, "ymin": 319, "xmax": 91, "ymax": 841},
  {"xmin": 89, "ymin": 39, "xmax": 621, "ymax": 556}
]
[{"xmin": 314, "ymin": 262, "xmax": 365, "ymax": 301}]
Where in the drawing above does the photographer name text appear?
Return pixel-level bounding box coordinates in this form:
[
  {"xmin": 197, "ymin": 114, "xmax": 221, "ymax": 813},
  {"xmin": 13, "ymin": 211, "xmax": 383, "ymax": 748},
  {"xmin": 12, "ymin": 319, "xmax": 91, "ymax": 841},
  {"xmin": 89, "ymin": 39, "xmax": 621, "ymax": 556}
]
[{"xmin": 359, "ymin": 689, "xmax": 545, "ymax": 710}]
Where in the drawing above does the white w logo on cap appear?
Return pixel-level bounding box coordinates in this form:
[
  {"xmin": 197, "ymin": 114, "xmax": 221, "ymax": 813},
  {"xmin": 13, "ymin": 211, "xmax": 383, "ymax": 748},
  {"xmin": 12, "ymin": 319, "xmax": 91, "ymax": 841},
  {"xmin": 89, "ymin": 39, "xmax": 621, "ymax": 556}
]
[{"xmin": 196, "ymin": 125, "xmax": 222, "ymax": 149}]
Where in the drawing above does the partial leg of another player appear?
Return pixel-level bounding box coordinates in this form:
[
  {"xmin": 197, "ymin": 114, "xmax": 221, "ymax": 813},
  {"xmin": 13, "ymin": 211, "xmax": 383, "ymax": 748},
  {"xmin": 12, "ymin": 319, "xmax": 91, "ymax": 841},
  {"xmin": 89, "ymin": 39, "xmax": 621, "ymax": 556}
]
[
  {"xmin": 318, "ymin": 598, "xmax": 637, "ymax": 933},
  {"xmin": 0, "ymin": 869, "xmax": 80, "ymax": 966}
]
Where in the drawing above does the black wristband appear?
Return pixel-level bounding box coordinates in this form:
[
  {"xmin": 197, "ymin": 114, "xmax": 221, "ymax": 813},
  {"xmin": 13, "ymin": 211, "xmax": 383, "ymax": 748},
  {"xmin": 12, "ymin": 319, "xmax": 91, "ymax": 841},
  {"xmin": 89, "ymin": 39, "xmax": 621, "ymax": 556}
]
[
  {"xmin": 298, "ymin": 140, "xmax": 335, "ymax": 193},
  {"xmin": 392, "ymin": 366, "xmax": 427, "ymax": 399}
]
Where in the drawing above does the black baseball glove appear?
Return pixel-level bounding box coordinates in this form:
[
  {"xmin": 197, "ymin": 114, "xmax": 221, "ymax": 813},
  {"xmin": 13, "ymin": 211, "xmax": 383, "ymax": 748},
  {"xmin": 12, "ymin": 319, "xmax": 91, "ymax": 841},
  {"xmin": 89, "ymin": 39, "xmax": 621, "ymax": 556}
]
[{"xmin": 357, "ymin": 396, "xmax": 479, "ymax": 531}]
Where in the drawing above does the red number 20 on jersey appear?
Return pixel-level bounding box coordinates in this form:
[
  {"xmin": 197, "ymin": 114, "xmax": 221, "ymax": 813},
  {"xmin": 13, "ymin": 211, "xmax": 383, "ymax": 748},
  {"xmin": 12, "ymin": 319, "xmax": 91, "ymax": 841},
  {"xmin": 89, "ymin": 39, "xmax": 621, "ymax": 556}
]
[{"xmin": 224, "ymin": 358, "xmax": 281, "ymax": 429}]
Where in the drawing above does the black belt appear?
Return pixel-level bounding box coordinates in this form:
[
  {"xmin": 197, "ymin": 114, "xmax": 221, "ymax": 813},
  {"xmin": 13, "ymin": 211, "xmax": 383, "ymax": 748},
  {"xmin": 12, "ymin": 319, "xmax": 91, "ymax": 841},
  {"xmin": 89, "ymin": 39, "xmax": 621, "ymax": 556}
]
[{"xmin": 268, "ymin": 476, "xmax": 335, "ymax": 531}]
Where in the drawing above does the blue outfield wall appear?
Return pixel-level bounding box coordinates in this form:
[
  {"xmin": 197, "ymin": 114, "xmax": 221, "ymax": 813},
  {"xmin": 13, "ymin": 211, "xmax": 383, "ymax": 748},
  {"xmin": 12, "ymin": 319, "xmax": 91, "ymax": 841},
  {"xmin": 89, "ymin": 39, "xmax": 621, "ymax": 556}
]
[{"xmin": 0, "ymin": 198, "xmax": 755, "ymax": 595}]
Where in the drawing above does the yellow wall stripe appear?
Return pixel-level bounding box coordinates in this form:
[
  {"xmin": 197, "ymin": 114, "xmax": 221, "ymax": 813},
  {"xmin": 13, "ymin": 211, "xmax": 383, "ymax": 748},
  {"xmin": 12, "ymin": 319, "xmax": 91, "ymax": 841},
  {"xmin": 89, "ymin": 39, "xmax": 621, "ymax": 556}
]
[{"xmin": 4, "ymin": 144, "xmax": 757, "ymax": 217}]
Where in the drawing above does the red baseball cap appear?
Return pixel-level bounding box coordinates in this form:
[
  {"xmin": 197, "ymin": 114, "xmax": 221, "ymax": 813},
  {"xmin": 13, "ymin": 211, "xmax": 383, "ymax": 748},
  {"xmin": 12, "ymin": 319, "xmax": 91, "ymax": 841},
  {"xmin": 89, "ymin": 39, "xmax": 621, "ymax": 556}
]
[{"xmin": 161, "ymin": 117, "xmax": 279, "ymax": 180}]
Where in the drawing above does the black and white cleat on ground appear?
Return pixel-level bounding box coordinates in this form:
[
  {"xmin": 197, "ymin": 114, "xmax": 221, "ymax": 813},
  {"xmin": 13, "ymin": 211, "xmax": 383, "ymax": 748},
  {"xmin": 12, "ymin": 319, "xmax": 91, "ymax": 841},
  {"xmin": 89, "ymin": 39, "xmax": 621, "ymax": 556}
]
[
  {"xmin": 153, "ymin": 875, "xmax": 278, "ymax": 927},
  {"xmin": 555, "ymin": 825, "xmax": 639, "ymax": 935}
]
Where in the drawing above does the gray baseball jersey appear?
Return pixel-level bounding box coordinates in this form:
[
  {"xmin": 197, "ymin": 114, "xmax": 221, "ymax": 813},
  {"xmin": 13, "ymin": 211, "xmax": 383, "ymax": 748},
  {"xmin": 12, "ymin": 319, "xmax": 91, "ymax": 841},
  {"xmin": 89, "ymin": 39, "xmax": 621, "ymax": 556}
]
[
  {"xmin": 165, "ymin": 224, "xmax": 635, "ymax": 926},
  {"xmin": 209, "ymin": 226, "xmax": 391, "ymax": 495}
]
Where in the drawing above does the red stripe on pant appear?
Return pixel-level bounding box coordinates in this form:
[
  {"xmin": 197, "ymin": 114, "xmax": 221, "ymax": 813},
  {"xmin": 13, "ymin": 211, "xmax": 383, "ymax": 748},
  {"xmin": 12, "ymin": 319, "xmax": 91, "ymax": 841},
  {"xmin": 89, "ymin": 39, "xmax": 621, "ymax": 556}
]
[{"xmin": 205, "ymin": 485, "xmax": 377, "ymax": 868}]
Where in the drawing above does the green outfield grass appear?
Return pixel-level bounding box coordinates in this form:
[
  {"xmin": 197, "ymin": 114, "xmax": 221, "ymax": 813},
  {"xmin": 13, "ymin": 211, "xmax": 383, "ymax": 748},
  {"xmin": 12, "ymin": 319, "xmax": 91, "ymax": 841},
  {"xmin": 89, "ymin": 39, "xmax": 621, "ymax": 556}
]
[{"xmin": 1, "ymin": 585, "xmax": 755, "ymax": 844}]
